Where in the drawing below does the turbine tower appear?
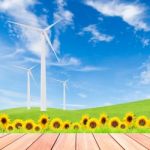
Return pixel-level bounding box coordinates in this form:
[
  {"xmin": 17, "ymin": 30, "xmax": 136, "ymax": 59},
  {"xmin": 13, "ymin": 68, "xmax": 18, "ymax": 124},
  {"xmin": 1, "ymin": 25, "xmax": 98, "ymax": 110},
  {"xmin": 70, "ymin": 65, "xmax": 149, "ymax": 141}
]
[
  {"xmin": 8, "ymin": 20, "xmax": 61, "ymax": 111},
  {"xmin": 51, "ymin": 78, "xmax": 68, "ymax": 110},
  {"xmin": 14, "ymin": 65, "xmax": 37, "ymax": 109}
]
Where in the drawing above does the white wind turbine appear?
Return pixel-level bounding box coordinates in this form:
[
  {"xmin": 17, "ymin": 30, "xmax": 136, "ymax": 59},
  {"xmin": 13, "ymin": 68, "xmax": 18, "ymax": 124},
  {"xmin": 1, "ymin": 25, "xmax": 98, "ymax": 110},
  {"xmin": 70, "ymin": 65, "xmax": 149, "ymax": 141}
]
[
  {"xmin": 51, "ymin": 78, "xmax": 68, "ymax": 110},
  {"xmin": 8, "ymin": 20, "xmax": 61, "ymax": 111},
  {"xmin": 14, "ymin": 65, "xmax": 37, "ymax": 109}
]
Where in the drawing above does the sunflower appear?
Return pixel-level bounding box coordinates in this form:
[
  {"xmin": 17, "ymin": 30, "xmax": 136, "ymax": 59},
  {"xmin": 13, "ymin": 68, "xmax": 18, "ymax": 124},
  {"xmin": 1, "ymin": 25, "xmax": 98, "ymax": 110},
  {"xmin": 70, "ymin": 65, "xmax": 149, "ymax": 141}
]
[
  {"xmin": 87, "ymin": 118, "xmax": 99, "ymax": 130},
  {"xmin": 38, "ymin": 114, "xmax": 49, "ymax": 129},
  {"xmin": 13, "ymin": 119, "xmax": 24, "ymax": 129},
  {"xmin": 50, "ymin": 118, "xmax": 63, "ymax": 130},
  {"xmin": 63, "ymin": 121, "xmax": 71, "ymax": 130},
  {"xmin": 80, "ymin": 115, "xmax": 90, "ymax": 126},
  {"xmin": 6, "ymin": 124, "xmax": 14, "ymax": 132},
  {"xmin": 135, "ymin": 116, "xmax": 148, "ymax": 128},
  {"xmin": 24, "ymin": 120, "xmax": 35, "ymax": 131},
  {"xmin": 119, "ymin": 122, "xmax": 128, "ymax": 130},
  {"xmin": 0, "ymin": 114, "xmax": 10, "ymax": 128},
  {"xmin": 34, "ymin": 124, "xmax": 42, "ymax": 132},
  {"xmin": 72, "ymin": 122, "xmax": 81, "ymax": 130},
  {"xmin": 124, "ymin": 112, "xmax": 135, "ymax": 125},
  {"xmin": 109, "ymin": 117, "xmax": 120, "ymax": 128},
  {"xmin": 99, "ymin": 113, "xmax": 108, "ymax": 125}
]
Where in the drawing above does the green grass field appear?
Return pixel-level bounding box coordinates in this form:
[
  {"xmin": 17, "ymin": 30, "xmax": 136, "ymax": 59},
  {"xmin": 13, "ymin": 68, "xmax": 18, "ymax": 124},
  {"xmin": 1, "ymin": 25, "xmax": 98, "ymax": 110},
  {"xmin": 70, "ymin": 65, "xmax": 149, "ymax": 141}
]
[{"xmin": 1, "ymin": 99, "xmax": 150, "ymax": 122}]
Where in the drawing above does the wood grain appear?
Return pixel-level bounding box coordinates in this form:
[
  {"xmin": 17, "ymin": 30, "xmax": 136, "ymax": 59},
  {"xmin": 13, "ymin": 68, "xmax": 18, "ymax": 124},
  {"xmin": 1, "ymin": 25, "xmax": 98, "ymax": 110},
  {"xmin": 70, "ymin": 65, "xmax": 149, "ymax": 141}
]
[
  {"xmin": 76, "ymin": 133, "xmax": 99, "ymax": 150},
  {"xmin": 94, "ymin": 134, "xmax": 123, "ymax": 150},
  {"xmin": 28, "ymin": 134, "xmax": 59, "ymax": 150},
  {"xmin": 111, "ymin": 134, "xmax": 147, "ymax": 150}
]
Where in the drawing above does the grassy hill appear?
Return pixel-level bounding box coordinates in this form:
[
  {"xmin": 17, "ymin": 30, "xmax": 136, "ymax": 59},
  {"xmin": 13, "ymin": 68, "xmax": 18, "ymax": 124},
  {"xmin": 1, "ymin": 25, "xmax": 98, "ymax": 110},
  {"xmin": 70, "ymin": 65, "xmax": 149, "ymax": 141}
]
[{"xmin": 1, "ymin": 99, "xmax": 150, "ymax": 122}]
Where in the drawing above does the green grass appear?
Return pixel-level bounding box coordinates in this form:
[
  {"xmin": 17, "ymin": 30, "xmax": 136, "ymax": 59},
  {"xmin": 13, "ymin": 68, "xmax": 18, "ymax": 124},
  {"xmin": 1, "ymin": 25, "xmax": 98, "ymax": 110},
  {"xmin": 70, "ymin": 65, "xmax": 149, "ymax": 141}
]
[{"xmin": 1, "ymin": 99, "xmax": 150, "ymax": 122}]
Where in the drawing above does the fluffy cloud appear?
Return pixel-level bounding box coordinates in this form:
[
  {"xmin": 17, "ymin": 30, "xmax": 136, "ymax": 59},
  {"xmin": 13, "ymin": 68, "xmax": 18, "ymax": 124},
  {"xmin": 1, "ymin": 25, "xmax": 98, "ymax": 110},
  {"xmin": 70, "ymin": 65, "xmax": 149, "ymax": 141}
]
[
  {"xmin": 141, "ymin": 38, "xmax": 150, "ymax": 47},
  {"xmin": 85, "ymin": 0, "xmax": 149, "ymax": 31},
  {"xmin": 79, "ymin": 24, "xmax": 114, "ymax": 43},
  {"xmin": 0, "ymin": 0, "xmax": 49, "ymax": 56},
  {"xmin": 53, "ymin": 0, "xmax": 74, "ymax": 52}
]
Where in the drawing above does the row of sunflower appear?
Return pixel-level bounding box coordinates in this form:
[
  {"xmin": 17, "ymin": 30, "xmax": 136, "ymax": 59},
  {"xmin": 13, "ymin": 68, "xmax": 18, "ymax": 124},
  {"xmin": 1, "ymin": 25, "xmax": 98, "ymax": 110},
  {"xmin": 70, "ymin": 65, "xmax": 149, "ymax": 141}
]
[{"xmin": 0, "ymin": 112, "xmax": 150, "ymax": 132}]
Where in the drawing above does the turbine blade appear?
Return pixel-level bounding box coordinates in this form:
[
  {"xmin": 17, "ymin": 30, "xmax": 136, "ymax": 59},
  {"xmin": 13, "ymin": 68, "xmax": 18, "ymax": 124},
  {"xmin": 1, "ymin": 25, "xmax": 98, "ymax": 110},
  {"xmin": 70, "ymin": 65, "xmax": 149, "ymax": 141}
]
[
  {"xmin": 30, "ymin": 64, "xmax": 38, "ymax": 70},
  {"xmin": 8, "ymin": 21, "xmax": 42, "ymax": 32},
  {"xmin": 50, "ymin": 77, "xmax": 63, "ymax": 83},
  {"xmin": 43, "ymin": 32, "xmax": 60, "ymax": 62},
  {"xmin": 13, "ymin": 65, "xmax": 28, "ymax": 71},
  {"xmin": 29, "ymin": 71, "xmax": 38, "ymax": 88},
  {"xmin": 45, "ymin": 19, "xmax": 62, "ymax": 31}
]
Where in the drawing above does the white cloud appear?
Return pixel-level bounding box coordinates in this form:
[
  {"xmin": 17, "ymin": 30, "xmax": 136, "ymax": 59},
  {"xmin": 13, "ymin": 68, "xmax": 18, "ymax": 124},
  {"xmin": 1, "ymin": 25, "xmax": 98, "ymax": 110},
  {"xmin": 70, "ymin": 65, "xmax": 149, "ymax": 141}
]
[
  {"xmin": 72, "ymin": 65, "xmax": 107, "ymax": 72},
  {"xmin": 141, "ymin": 38, "xmax": 150, "ymax": 47},
  {"xmin": 140, "ymin": 58, "xmax": 150, "ymax": 84},
  {"xmin": 79, "ymin": 24, "xmax": 114, "ymax": 43},
  {"xmin": 53, "ymin": 0, "xmax": 74, "ymax": 52},
  {"xmin": 0, "ymin": 0, "xmax": 49, "ymax": 56},
  {"xmin": 78, "ymin": 93, "xmax": 87, "ymax": 99},
  {"xmin": 85, "ymin": 0, "xmax": 150, "ymax": 31}
]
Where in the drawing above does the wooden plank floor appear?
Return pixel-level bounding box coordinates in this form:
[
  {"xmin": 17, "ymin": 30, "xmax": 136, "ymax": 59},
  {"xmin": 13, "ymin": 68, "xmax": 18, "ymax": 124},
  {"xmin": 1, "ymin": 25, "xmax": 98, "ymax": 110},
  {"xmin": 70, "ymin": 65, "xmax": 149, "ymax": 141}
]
[{"xmin": 0, "ymin": 133, "xmax": 150, "ymax": 150}]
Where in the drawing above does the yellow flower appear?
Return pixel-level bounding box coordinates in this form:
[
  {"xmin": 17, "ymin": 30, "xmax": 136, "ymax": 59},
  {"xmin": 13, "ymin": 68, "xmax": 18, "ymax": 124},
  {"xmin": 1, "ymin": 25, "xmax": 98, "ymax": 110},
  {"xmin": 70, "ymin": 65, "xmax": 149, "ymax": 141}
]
[
  {"xmin": 80, "ymin": 115, "xmax": 90, "ymax": 126},
  {"xmin": 50, "ymin": 118, "xmax": 63, "ymax": 130},
  {"xmin": 38, "ymin": 114, "xmax": 49, "ymax": 129},
  {"xmin": 99, "ymin": 113, "xmax": 108, "ymax": 125},
  {"xmin": 0, "ymin": 114, "xmax": 10, "ymax": 128},
  {"xmin": 63, "ymin": 121, "xmax": 71, "ymax": 130},
  {"xmin": 13, "ymin": 119, "xmax": 24, "ymax": 129},
  {"xmin": 24, "ymin": 120, "xmax": 35, "ymax": 131},
  {"xmin": 34, "ymin": 124, "xmax": 42, "ymax": 132},
  {"xmin": 124, "ymin": 112, "xmax": 135, "ymax": 125},
  {"xmin": 6, "ymin": 124, "xmax": 14, "ymax": 132},
  {"xmin": 109, "ymin": 117, "xmax": 120, "ymax": 128},
  {"xmin": 119, "ymin": 122, "xmax": 128, "ymax": 130},
  {"xmin": 72, "ymin": 122, "xmax": 81, "ymax": 130},
  {"xmin": 87, "ymin": 118, "xmax": 99, "ymax": 130},
  {"xmin": 135, "ymin": 116, "xmax": 148, "ymax": 128}
]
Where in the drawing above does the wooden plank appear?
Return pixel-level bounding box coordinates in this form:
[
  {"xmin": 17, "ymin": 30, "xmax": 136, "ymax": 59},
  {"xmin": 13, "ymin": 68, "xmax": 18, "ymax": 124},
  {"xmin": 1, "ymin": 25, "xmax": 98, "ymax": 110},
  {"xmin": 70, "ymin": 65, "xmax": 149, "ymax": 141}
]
[
  {"xmin": 52, "ymin": 134, "xmax": 75, "ymax": 150},
  {"xmin": 76, "ymin": 133, "xmax": 99, "ymax": 150},
  {"xmin": 111, "ymin": 134, "xmax": 147, "ymax": 150},
  {"xmin": 127, "ymin": 134, "xmax": 150, "ymax": 149},
  {"xmin": 0, "ymin": 133, "xmax": 8, "ymax": 138},
  {"xmin": 28, "ymin": 134, "xmax": 59, "ymax": 150},
  {"xmin": 94, "ymin": 134, "xmax": 123, "ymax": 150},
  {"xmin": 3, "ymin": 134, "xmax": 41, "ymax": 150},
  {"xmin": 144, "ymin": 134, "xmax": 150, "ymax": 138},
  {"xmin": 0, "ymin": 134, "xmax": 24, "ymax": 149}
]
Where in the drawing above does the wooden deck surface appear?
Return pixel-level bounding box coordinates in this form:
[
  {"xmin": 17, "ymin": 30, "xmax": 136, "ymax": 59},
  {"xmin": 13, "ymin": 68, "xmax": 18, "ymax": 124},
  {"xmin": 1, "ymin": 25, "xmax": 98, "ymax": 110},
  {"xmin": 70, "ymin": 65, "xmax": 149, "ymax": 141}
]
[{"xmin": 0, "ymin": 133, "xmax": 150, "ymax": 150}]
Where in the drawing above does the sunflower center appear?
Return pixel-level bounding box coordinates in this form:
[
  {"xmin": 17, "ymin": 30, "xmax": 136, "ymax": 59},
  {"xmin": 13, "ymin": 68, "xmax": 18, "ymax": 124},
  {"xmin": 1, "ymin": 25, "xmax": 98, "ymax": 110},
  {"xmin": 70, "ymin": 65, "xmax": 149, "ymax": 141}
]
[
  {"xmin": 1, "ymin": 118, "xmax": 7, "ymax": 124},
  {"xmin": 90, "ymin": 121, "xmax": 97, "ymax": 128},
  {"xmin": 74, "ymin": 125, "xmax": 79, "ymax": 129},
  {"xmin": 101, "ymin": 117, "xmax": 106, "ymax": 124},
  {"xmin": 53, "ymin": 122, "xmax": 60, "ymax": 128},
  {"xmin": 26, "ymin": 123, "xmax": 33, "ymax": 130},
  {"xmin": 8, "ymin": 126, "xmax": 13, "ymax": 131},
  {"xmin": 83, "ymin": 119, "xmax": 88, "ymax": 125},
  {"xmin": 41, "ymin": 118, "xmax": 47, "ymax": 124},
  {"xmin": 15, "ymin": 123, "xmax": 22, "ymax": 129},
  {"xmin": 64, "ymin": 124, "xmax": 69, "ymax": 129},
  {"xmin": 120, "ymin": 124, "xmax": 125, "ymax": 129},
  {"xmin": 139, "ymin": 119, "xmax": 146, "ymax": 126},
  {"xmin": 35, "ymin": 126, "xmax": 40, "ymax": 131},
  {"xmin": 127, "ymin": 116, "xmax": 133, "ymax": 122},
  {"xmin": 111, "ymin": 121, "xmax": 118, "ymax": 127}
]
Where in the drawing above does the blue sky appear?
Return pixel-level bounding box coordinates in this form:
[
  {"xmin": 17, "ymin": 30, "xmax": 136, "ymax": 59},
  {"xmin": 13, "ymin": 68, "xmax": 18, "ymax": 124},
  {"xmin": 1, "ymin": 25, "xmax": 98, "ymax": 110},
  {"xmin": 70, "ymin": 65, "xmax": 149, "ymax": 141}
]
[{"xmin": 0, "ymin": 0, "xmax": 150, "ymax": 110}]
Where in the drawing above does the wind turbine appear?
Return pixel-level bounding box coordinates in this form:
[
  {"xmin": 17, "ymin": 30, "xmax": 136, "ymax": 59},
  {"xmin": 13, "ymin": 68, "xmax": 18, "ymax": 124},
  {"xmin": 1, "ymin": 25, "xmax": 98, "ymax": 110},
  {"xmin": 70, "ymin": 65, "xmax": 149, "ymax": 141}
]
[
  {"xmin": 14, "ymin": 65, "xmax": 37, "ymax": 109},
  {"xmin": 8, "ymin": 20, "xmax": 61, "ymax": 111},
  {"xmin": 51, "ymin": 78, "xmax": 68, "ymax": 110}
]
